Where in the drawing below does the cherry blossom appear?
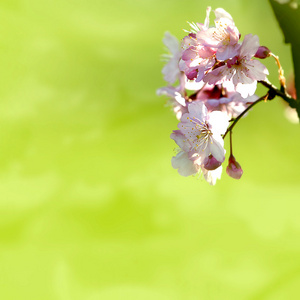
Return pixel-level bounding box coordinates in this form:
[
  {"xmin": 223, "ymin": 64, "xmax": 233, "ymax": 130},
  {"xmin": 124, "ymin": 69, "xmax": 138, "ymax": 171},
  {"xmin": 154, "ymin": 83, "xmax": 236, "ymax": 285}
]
[
  {"xmin": 157, "ymin": 6, "xmax": 289, "ymax": 185},
  {"xmin": 178, "ymin": 102, "xmax": 228, "ymax": 162},
  {"xmin": 203, "ymin": 34, "xmax": 269, "ymax": 97},
  {"xmin": 196, "ymin": 8, "xmax": 241, "ymax": 61}
]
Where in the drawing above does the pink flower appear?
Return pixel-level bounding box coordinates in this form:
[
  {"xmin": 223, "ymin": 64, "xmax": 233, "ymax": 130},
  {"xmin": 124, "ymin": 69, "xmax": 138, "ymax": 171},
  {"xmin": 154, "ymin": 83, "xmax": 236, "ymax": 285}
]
[
  {"xmin": 180, "ymin": 43, "xmax": 216, "ymax": 82},
  {"xmin": 179, "ymin": 7, "xmax": 217, "ymax": 82},
  {"xmin": 204, "ymin": 34, "xmax": 269, "ymax": 97},
  {"xmin": 175, "ymin": 101, "xmax": 229, "ymax": 164},
  {"xmin": 170, "ymin": 102, "xmax": 229, "ymax": 185},
  {"xmin": 197, "ymin": 8, "xmax": 241, "ymax": 61}
]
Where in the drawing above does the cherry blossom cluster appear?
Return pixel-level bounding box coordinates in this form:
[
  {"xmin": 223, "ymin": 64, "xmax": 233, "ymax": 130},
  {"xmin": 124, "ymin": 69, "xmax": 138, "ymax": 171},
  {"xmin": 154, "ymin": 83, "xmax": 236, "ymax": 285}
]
[{"xmin": 157, "ymin": 7, "xmax": 272, "ymax": 185}]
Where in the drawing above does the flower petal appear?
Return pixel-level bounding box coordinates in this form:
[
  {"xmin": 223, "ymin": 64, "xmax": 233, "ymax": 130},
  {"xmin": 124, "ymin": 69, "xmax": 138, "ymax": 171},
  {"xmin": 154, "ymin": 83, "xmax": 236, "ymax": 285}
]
[
  {"xmin": 170, "ymin": 130, "xmax": 191, "ymax": 152},
  {"xmin": 207, "ymin": 111, "xmax": 229, "ymax": 135},
  {"xmin": 208, "ymin": 137, "xmax": 226, "ymax": 163},
  {"xmin": 171, "ymin": 151, "xmax": 199, "ymax": 177},
  {"xmin": 202, "ymin": 165, "xmax": 223, "ymax": 185},
  {"xmin": 239, "ymin": 34, "xmax": 259, "ymax": 59}
]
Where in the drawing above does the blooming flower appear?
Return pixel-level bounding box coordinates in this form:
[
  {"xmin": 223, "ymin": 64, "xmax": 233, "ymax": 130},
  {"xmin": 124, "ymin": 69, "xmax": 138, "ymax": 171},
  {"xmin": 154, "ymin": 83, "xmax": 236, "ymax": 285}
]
[
  {"xmin": 170, "ymin": 102, "xmax": 229, "ymax": 185},
  {"xmin": 173, "ymin": 101, "xmax": 229, "ymax": 166},
  {"xmin": 178, "ymin": 101, "xmax": 228, "ymax": 163},
  {"xmin": 179, "ymin": 7, "xmax": 217, "ymax": 82},
  {"xmin": 159, "ymin": 6, "xmax": 279, "ymax": 185},
  {"xmin": 204, "ymin": 34, "xmax": 269, "ymax": 97},
  {"xmin": 180, "ymin": 41, "xmax": 216, "ymax": 82},
  {"xmin": 196, "ymin": 8, "xmax": 241, "ymax": 61}
]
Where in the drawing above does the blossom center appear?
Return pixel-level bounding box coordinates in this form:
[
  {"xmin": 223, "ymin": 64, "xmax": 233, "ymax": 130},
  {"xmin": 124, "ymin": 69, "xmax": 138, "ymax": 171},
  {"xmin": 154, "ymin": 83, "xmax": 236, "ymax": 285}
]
[
  {"xmin": 193, "ymin": 120, "xmax": 212, "ymax": 151},
  {"xmin": 212, "ymin": 27, "xmax": 230, "ymax": 45}
]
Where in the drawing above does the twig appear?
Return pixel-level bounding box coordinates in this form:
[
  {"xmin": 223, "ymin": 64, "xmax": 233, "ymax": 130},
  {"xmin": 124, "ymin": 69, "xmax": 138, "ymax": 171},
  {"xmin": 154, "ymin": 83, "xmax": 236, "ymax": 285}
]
[
  {"xmin": 258, "ymin": 80, "xmax": 298, "ymax": 108},
  {"xmin": 223, "ymin": 93, "xmax": 269, "ymax": 139}
]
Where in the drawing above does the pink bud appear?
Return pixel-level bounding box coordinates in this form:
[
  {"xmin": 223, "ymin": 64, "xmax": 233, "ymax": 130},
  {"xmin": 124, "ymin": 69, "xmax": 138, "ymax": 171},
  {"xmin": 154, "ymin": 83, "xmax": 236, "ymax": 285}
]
[
  {"xmin": 203, "ymin": 154, "xmax": 223, "ymax": 171},
  {"xmin": 186, "ymin": 68, "xmax": 198, "ymax": 80},
  {"xmin": 226, "ymin": 155, "xmax": 243, "ymax": 179},
  {"xmin": 254, "ymin": 46, "xmax": 271, "ymax": 59}
]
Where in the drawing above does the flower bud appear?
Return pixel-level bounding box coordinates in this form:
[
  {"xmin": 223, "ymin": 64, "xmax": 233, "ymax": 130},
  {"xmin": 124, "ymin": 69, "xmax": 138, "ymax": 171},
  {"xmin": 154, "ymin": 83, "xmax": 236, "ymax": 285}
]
[
  {"xmin": 203, "ymin": 154, "xmax": 223, "ymax": 171},
  {"xmin": 254, "ymin": 46, "xmax": 271, "ymax": 59},
  {"xmin": 226, "ymin": 155, "xmax": 243, "ymax": 179}
]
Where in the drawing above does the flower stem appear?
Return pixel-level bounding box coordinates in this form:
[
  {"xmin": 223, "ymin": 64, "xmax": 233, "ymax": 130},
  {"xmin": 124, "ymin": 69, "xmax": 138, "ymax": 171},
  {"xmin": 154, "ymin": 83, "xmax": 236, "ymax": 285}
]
[
  {"xmin": 270, "ymin": 53, "xmax": 286, "ymax": 92},
  {"xmin": 229, "ymin": 130, "xmax": 233, "ymax": 156},
  {"xmin": 223, "ymin": 93, "xmax": 269, "ymax": 139},
  {"xmin": 258, "ymin": 80, "xmax": 297, "ymax": 108}
]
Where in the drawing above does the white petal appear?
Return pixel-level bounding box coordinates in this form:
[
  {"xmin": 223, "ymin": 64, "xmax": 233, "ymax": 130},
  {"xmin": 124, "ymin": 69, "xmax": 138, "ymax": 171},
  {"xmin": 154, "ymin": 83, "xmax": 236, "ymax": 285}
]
[
  {"xmin": 239, "ymin": 34, "xmax": 259, "ymax": 59},
  {"xmin": 184, "ymin": 77, "xmax": 205, "ymax": 91},
  {"xmin": 216, "ymin": 44, "xmax": 239, "ymax": 61},
  {"xmin": 162, "ymin": 58, "xmax": 181, "ymax": 84},
  {"xmin": 207, "ymin": 111, "xmax": 229, "ymax": 135},
  {"xmin": 170, "ymin": 131, "xmax": 191, "ymax": 152},
  {"xmin": 214, "ymin": 8, "xmax": 233, "ymax": 22},
  {"xmin": 208, "ymin": 138, "xmax": 225, "ymax": 163},
  {"xmin": 163, "ymin": 32, "xmax": 180, "ymax": 56},
  {"xmin": 246, "ymin": 60, "xmax": 269, "ymax": 80},
  {"xmin": 174, "ymin": 92, "xmax": 186, "ymax": 106},
  {"xmin": 204, "ymin": 6, "xmax": 211, "ymax": 29},
  {"xmin": 236, "ymin": 81, "xmax": 257, "ymax": 98},
  {"xmin": 171, "ymin": 151, "xmax": 199, "ymax": 177},
  {"xmin": 187, "ymin": 101, "xmax": 207, "ymax": 120},
  {"xmin": 156, "ymin": 86, "xmax": 176, "ymax": 97},
  {"xmin": 202, "ymin": 165, "xmax": 223, "ymax": 185}
]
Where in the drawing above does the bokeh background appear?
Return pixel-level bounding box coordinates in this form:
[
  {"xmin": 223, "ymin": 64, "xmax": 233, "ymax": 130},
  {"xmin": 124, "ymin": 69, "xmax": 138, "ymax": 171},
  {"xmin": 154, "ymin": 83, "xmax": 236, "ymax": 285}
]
[{"xmin": 0, "ymin": 0, "xmax": 300, "ymax": 299}]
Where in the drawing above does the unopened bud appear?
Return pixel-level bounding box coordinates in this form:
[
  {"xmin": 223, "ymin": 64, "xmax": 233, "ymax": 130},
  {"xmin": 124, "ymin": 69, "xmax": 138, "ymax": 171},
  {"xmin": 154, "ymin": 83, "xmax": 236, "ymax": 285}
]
[
  {"xmin": 203, "ymin": 154, "xmax": 223, "ymax": 171},
  {"xmin": 254, "ymin": 46, "xmax": 271, "ymax": 59},
  {"xmin": 186, "ymin": 68, "xmax": 198, "ymax": 80},
  {"xmin": 226, "ymin": 155, "xmax": 243, "ymax": 179}
]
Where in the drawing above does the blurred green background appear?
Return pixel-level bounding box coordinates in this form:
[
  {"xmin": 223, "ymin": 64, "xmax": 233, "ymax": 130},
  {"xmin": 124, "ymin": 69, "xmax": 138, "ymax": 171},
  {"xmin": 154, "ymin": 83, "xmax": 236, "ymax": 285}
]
[{"xmin": 0, "ymin": 0, "xmax": 300, "ymax": 299}]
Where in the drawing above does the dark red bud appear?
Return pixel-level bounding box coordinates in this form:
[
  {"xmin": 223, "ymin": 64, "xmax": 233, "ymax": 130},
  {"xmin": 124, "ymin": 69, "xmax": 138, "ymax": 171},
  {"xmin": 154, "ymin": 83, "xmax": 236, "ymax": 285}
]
[
  {"xmin": 186, "ymin": 69, "xmax": 198, "ymax": 80},
  {"xmin": 254, "ymin": 46, "xmax": 271, "ymax": 59},
  {"xmin": 203, "ymin": 154, "xmax": 223, "ymax": 171}
]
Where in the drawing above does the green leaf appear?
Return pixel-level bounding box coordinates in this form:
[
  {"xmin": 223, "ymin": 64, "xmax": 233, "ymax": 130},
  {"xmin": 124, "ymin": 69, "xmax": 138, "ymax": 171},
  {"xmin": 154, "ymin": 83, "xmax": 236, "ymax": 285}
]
[{"xmin": 268, "ymin": 0, "xmax": 300, "ymax": 119}]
